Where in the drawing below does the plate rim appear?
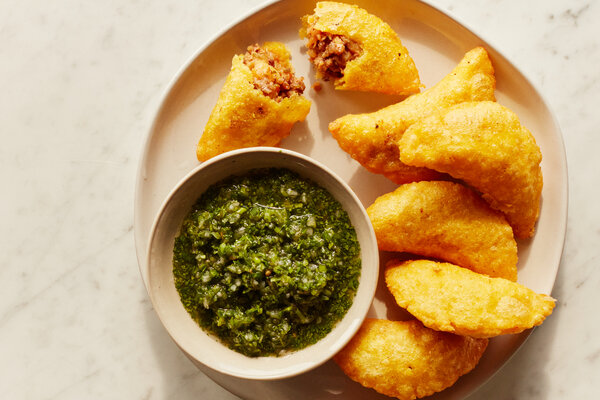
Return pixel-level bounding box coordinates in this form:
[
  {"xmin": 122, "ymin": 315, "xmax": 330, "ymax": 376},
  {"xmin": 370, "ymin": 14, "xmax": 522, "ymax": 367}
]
[{"xmin": 132, "ymin": 0, "xmax": 569, "ymax": 398}]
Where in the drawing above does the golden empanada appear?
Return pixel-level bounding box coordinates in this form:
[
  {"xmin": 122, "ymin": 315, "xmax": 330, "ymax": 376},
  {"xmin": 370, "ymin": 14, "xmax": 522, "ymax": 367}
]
[
  {"xmin": 399, "ymin": 101, "xmax": 543, "ymax": 238},
  {"xmin": 385, "ymin": 259, "xmax": 556, "ymax": 338},
  {"xmin": 367, "ymin": 180, "xmax": 518, "ymax": 281},
  {"xmin": 197, "ymin": 42, "xmax": 311, "ymax": 161},
  {"xmin": 300, "ymin": 1, "xmax": 420, "ymax": 95},
  {"xmin": 329, "ymin": 47, "xmax": 496, "ymax": 183},
  {"xmin": 334, "ymin": 318, "xmax": 488, "ymax": 400}
]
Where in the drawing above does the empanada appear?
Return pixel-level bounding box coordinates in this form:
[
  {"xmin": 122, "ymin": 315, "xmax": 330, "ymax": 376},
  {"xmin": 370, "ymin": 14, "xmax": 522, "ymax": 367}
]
[
  {"xmin": 334, "ymin": 318, "xmax": 488, "ymax": 400},
  {"xmin": 328, "ymin": 47, "xmax": 496, "ymax": 183},
  {"xmin": 197, "ymin": 42, "xmax": 311, "ymax": 161},
  {"xmin": 399, "ymin": 101, "xmax": 543, "ymax": 238},
  {"xmin": 300, "ymin": 1, "xmax": 420, "ymax": 95},
  {"xmin": 367, "ymin": 181, "xmax": 518, "ymax": 281},
  {"xmin": 385, "ymin": 259, "xmax": 556, "ymax": 338}
]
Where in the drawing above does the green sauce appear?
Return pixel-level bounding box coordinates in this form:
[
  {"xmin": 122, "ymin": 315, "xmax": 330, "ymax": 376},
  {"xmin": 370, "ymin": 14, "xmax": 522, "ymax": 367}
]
[{"xmin": 173, "ymin": 168, "xmax": 361, "ymax": 357}]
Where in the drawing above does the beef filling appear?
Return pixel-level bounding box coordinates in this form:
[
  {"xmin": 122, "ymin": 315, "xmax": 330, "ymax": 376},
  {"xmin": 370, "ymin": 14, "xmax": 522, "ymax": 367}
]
[
  {"xmin": 304, "ymin": 26, "xmax": 362, "ymax": 81},
  {"xmin": 243, "ymin": 44, "xmax": 306, "ymax": 101}
]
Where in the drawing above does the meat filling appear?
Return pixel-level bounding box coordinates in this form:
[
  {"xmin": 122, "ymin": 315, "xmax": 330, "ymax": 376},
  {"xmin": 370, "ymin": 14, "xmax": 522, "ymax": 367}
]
[
  {"xmin": 243, "ymin": 44, "xmax": 306, "ymax": 101},
  {"xmin": 304, "ymin": 26, "xmax": 362, "ymax": 81}
]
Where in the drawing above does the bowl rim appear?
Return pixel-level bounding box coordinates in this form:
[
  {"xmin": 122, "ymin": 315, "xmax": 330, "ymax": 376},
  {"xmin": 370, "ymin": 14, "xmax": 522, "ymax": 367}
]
[{"xmin": 144, "ymin": 146, "xmax": 379, "ymax": 380}]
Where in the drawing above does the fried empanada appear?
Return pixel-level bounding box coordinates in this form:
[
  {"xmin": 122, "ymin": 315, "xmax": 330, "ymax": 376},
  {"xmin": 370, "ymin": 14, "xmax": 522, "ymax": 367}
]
[
  {"xmin": 328, "ymin": 47, "xmax": 496, "ymax": 183},
  {"xmin": 196, "ymin": 42, "xmax": 311, "ymax": 161},
  {"xmin": 385, "ymin": 259, "xmax": 556, "ymax": 338},
  {"xmin": 300, "ymin": 1, "xmax": 420, "ymax": 95},
  {"xmin": 334, "ymin": 318, "xmax": 488, "ymax": 400},
  {"xmin": 366, "ymin": 180, "xmax": 518, "ymax": 281},
  {"xmin": 399, "ymin": 101, "xmax": 543, "ymax": 238}
]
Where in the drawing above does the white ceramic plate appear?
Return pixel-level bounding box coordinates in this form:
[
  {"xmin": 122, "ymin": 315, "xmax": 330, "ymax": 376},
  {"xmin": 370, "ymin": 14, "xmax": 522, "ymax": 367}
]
[{"xmin": 134, "ymin": 0, "xmax": 568, "ymax": 398}]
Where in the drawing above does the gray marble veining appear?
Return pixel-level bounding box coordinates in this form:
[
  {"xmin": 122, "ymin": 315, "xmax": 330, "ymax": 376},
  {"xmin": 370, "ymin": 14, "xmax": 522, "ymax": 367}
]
[{"xmin": 1, "ymin": 0, "xmax": 599, "ymax": 399}]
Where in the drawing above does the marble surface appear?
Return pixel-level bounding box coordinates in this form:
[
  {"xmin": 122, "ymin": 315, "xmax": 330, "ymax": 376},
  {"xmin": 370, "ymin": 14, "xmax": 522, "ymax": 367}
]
[{"xmin": 1, "ymin": 0, "xmax": 599, "ymax": 398}]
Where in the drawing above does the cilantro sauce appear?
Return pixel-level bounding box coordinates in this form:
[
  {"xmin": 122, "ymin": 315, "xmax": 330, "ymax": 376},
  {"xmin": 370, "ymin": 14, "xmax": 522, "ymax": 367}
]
[{"xmin": 173, "ymin": 168, "xmax": 361, "ymax": 357}]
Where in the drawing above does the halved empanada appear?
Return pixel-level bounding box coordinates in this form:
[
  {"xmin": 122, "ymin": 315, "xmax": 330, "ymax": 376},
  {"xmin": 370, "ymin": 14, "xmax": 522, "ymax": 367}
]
[
  {"xmin": 197, "ymin": 42, "xmax": 311, "ymax": 161},
  {"xmin": 300, "ymin": 1, "xmax": 420, "ymax": 95}
]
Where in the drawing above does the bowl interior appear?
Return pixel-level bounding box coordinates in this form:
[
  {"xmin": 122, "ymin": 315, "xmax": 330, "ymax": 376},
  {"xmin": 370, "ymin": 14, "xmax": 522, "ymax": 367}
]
[{"xmin": 146, "ymin": 147, "xmax": 379, "ymax": 380}]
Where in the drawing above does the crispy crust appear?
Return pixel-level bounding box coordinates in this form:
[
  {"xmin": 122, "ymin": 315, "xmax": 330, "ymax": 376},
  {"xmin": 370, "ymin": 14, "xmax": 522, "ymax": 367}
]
[
  {"xmin": 366, "ymin": 181, "xmax": 518, "ymax": 281},
  {"xmin": 385, "ymin": 260, "xmax": 556, "ymax": 338},
  {"xmin": 334, "ymin": 319, "xmax": 488, "ymax": 400},
  {"xmin": 196, "ymin": 42, "xmax": 311, "ymax": 162},
  {"xmin": 399, "ymin": 101, "xmax": 543, "ymax": 238},
  {"xmin": 328, "ymin": 47, "xmax": 496, "ymax": 184},
  {"xmin": 301, "ymin": 1, "xmax": 420, "ymax": 95}
]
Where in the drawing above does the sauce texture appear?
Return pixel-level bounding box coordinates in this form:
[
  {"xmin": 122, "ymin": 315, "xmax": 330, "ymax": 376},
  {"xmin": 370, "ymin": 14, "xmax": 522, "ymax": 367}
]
[{"xmin": 173, "ymin": 168, "xmax": 361, "ymax": 357}]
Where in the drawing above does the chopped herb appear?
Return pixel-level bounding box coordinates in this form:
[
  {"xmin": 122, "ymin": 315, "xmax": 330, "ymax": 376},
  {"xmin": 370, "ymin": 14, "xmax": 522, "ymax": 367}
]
[{"xmin": 173, "ymin": 168, "xmax": 361, "ymax": 357}]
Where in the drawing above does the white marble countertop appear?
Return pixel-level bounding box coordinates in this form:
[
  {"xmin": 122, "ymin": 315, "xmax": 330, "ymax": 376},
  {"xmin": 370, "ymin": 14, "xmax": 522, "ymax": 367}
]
[{"xmin": 2, "ymin": 0, "xmax": 599, "ymax": 398}]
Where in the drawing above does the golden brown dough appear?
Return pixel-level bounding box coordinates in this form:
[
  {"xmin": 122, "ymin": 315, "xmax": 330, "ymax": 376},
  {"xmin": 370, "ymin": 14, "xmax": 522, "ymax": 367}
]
[
  {"xmin": 385, "ymin": 259, "xmax": 556, "ymax": 338},
  {"xmin": 196, "ymin": 42, "xmax": 311, "ymax": 161},
  {"xmin": 366, "ymin": 181, "xmax": 518, "ymax": 281},
  {"xmin": 300, "ymin": 1, "xmax": 420, "ymax": 95},
  {"xmin": 334, "ymin": 318, "xmax": 488, "ymax": 400},
  {"xmin": 399, "ymin": 101, "xmax": 543, "ymax": 238},
  {"xmin": 328, "ymin": 46, "xmax": 496, "ymax": 183}
]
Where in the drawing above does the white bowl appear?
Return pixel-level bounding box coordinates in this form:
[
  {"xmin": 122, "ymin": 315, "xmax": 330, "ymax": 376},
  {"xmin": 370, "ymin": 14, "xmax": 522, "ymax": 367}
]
[{"xmin": 145, "ymin": 147, "xmax": 379, "ymax": 380}]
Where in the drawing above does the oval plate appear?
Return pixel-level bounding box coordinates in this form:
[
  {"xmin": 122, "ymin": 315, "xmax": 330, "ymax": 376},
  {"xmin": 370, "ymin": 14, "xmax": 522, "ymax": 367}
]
[{"xmin": 134, "ymin": 0, "xmax": 568, "ymax": 398}]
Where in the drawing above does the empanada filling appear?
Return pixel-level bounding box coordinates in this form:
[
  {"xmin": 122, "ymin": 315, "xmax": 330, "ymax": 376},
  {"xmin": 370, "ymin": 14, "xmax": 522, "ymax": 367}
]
[
  {"xmin": 304, "ymin": 26, "xmax": 362, "ymax": 81},
  {"xmin": 243, "ymin": 44, "xmax": 306, "ymax": 102}
]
